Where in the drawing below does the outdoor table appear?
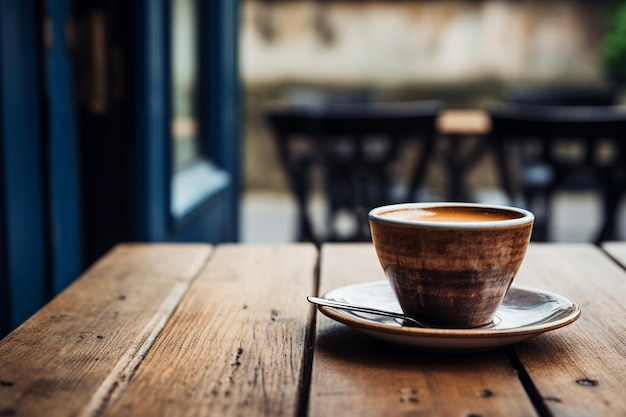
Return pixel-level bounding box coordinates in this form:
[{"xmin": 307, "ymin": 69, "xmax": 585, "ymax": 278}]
[{"xmin": 1, "ymin": 242, "xmax": 625, "ymax": 416}]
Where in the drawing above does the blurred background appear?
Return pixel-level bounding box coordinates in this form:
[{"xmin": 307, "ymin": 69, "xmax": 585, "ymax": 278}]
[
  {"xmin": 1, "ymin": 0, "xmax": 625, "ymax": 334},
  {"xmin": 242, "ymin": 0, "xmax": 607, "ymax": 155},
  {"xmin": 239, "ymin": 0, "xmax": 626, "ymax": 243}
]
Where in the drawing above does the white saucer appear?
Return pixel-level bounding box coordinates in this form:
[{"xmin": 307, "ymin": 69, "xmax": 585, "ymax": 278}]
[{"xmin": 317, "ymin": 281, "xmax": 581, "ymax": 351}]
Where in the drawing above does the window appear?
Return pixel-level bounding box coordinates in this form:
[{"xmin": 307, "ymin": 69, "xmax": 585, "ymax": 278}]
[{"xmin": 172, "ymin": 0, "xmax": 200, "ymax": 172}]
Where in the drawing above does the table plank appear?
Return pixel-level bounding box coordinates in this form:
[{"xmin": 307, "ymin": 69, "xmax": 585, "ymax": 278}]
[
  {"xmin": 310, "ymin": 243, "xmax": 537, "ymax": 417},
  {"xmin": 601, "ymin": 241, "xmax": 626, "ymax": 265},
  {"xmin": 0, "ymin": 243, "xmax": 212, "ymax": 417},
  {"xmin": 102, "ymin": 244, "xmax": 317, "ymax": 417},
  {"xmin": 513, "ymin": 243, "xmax": 626, "ymax": 416}
]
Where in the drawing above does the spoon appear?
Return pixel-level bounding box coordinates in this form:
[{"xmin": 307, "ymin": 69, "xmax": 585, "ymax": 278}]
[{"xmin": 307, "ymin": 296, "xmax": 427, "ymax": 327}]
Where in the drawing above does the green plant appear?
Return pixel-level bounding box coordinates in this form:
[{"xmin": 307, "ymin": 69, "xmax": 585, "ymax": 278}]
[{"xmin": 602, "ymin": 1, "xmax": 626, "ymax": 82}]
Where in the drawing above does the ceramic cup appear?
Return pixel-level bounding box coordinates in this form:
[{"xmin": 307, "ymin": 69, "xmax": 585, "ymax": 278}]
[{"xmin": 368, "ymin": 202, "xmax": 534, "ymax": 328}]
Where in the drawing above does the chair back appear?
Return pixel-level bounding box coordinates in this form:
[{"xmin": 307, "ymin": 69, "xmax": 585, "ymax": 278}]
[
  {"xmin": 265, "ymin": 100, "xmax": 443, "ymax": 244},
  {"xmin": 506, "ymin": 85, "xmax": 618, "ymax": 107},
  {"xmin": 487, "ymin": 103, "xmax": 626, "ymax": 241}
]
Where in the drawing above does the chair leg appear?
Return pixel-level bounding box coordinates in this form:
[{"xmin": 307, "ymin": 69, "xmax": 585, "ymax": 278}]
[
  {"xmin": 595, "ymin": 187, "xmax": 623, "ymax": 243},
  {"xmin": 295, "ymin": 198, "xmax": 315, "ymax": 243},
  {"xmin": 444, "ymin": 134, "xmax": 466, "ymax": 201},
  {"xmin": 407, "ymin": 134, "xmax": 436, "ymax": 201},
  {"xmin": 524, "ymin": 188, "xmax": 550, "ymax": 242},
  {"xmin": 492, "ymin": 136, "xmax": 516, "ymax": 205},
  {"xmin": 539, "ymin": 191, "xmax": 552, "ymax": 242},
  {"xmin": 290, "ymin": 167, "xmax": 316, "ymax": 244}
]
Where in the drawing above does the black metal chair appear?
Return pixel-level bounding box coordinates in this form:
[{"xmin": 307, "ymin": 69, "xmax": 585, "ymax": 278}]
[
  {"xmin": 506, "ymin": 84, "xmax": 618, "ymax": 107},
  {"xmin": 265, "ymin": 100, "xmax": 443, "ymax": 245},
  {"xmin": 487, "ymin": 103, "xmax": 626, "ymax": 242}
]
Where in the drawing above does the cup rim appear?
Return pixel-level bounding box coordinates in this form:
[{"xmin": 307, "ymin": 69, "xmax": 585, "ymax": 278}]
[{"xmin": 368, "ymin": 202, "xmax": 534, "ymax": 229}]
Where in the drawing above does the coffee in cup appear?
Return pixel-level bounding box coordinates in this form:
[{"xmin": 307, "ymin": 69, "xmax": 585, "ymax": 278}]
[{"xmin": 368, "ymin": 202, "xmax": 534, "ymax": 328}]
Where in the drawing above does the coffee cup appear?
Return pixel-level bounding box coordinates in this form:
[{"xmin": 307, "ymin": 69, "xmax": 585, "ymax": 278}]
[{"xmin": 368, "ymin": 202, "xmax": 534, "ymax": 328}]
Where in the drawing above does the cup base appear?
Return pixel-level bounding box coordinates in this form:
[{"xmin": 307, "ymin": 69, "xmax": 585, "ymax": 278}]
[{"xmin": 404, "ymin": 314, "xmax": 502, "ymax": 329}]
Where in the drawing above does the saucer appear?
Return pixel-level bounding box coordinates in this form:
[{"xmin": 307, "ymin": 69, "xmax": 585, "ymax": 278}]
[{"xmin": 316, "ymin": 281, "xmax": 581, "ymax": 351}]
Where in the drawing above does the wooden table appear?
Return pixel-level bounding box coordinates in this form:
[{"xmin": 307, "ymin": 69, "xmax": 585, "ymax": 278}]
[
  {"xmin": 438, "ymin": 109, "xmax": 491, "ymax": 136},
  {"xmin": 1, "ymin": 242, "xmax": 625, "ymax": 416}
]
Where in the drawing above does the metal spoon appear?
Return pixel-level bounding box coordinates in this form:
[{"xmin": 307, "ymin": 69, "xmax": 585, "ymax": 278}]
[{"xmin": 307, "ymin": 296, "xmax": 427, "ymax": 327}]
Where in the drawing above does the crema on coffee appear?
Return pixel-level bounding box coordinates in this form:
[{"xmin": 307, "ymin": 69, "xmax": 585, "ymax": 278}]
[{"xmin": 380, "ymin": 206, "xmax": 522, "ymax": 222}]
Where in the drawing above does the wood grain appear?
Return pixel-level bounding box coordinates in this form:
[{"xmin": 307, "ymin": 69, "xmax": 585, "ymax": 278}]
[
  {"xmin": 0, "ymin": 243, "xmax": 212, "ymax": 417},
  {"xmin": 309, "ymin": 243, "xmax": 537, "ymax": 417},
  {"xmin": 3, "ymin": 242, "xmax": 623, "ymax": 417},
  {"xmin": 101, "ymin": 244, "xmax": 317, "ymax": 417},
  {"xmin": 513, "ymin": 243, "xmax": 626, "ymax": 416}
]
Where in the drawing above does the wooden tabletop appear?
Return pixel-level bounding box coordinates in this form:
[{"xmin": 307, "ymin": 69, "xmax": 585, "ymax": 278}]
[
  {"xmin": 437, "ymin": 109, "xmax": 491, "ymax": 136},
  {"xmin": 1, "ymin": 242, "xmax": 625, "ymax": 416}
]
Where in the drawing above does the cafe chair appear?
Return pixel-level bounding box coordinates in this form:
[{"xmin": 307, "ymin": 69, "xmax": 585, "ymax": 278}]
[
  {"xmin": 265, "ymin": 100, "xmax": 443, "ymax": 245},
  {"xmin": 487, "ymin": 103, "xmax": 626, "ymax": 242},
  {"xmin": 506, "ymin": 84, "xmax": 618, "ymax": 107}
]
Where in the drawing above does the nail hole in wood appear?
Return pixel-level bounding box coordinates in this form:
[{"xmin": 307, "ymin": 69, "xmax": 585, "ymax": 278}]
[
  {"xmin": 479, "ymin": 389, "xmax": 493, "ymax": 398},
  {"xmin": 576, "ymin": 378, "xmax": 598, "ymax": 387}
]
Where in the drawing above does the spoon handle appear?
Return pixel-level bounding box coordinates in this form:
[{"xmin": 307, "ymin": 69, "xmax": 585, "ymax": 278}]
[{"xmin": 307, "ymin": 296, "xmax": 424, "ymax": 327}]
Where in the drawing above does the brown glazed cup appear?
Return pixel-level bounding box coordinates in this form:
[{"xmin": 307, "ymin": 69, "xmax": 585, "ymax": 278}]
[{"xmin": 369, "ymin": 202, "xmax": 534, "ymax": 328}]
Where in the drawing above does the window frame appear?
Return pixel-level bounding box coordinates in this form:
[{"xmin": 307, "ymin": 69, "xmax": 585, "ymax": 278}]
[{"xmin": 134, "ymin": 0, "xmax": 239, "ymax": 242}]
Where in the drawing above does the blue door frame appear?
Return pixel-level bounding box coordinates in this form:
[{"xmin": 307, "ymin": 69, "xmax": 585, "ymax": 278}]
[
  {"xmin": 0, "ymin": 0, "xmax": 240, "ymax": 336},
  {"xmin": 45, "ymin": 0, "xmax": 83, "ymax": 295},
  {"xmin": 134, "ymin": 0, "xmax": 240, "ymax": 243},
  {"xmin": 0, "ymin": 0, "xmax": 49, "ymax": 334}
]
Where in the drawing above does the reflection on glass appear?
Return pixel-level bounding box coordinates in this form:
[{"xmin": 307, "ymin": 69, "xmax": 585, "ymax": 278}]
[{"xmin": 172, "ymin": 0, "xmax": 199, "ymax": 172}]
